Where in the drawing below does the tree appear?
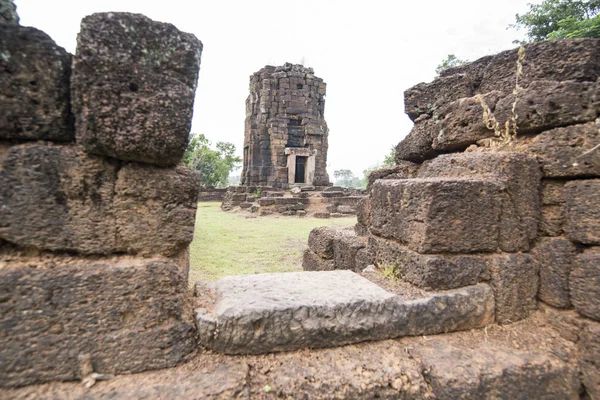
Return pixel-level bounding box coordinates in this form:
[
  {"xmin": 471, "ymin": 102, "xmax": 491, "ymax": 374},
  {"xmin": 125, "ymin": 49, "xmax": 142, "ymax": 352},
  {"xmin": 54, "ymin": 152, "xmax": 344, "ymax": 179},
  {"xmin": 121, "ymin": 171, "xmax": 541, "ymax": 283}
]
[
  {"xmin": 511, "ymin": 0, "xmax": 600, "ymax": 42},
  {"xmin": 183, "ymin": 134, "xmax": 242, "ymax": 187},
  {"xmin": 334, "ymin": 169, "xmax": 363, "ymax": 188},
  {"xmin": 435, "ymin": 54, "xmax": 469, "ymax": 75},
  {"xmin": 382, "ymin": 146, "xmax": 396, "ymax": 167}
]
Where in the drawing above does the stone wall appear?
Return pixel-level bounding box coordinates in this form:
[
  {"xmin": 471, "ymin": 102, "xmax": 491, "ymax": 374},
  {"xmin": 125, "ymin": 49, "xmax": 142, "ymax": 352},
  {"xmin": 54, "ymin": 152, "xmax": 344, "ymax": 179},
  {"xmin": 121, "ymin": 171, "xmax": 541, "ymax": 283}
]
[
  {"xmin": 198, "ymin": 186, "xmax": 228, "ymax": 202},
  {"xmin": 240, "ymin": 63, "xmax": 330, "ymax": 188},
  {"xmin": 304, "ymin": 38, "xmax": 600, "ymax": 397},
  {"xmin": 0, "ymin": 8, "xmax": 203, "ymax": 387}
]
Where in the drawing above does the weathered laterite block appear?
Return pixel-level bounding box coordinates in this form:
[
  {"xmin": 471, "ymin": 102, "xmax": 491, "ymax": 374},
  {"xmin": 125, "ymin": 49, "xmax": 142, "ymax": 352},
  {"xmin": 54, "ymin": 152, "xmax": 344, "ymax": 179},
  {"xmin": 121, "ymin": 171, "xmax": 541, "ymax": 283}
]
[
  {"xmin": 0, "ymin": 0, "xmax": 19, "ymax": 24},
  {"xmin": 0, "ymin": 143, "xmax": 118, "ymax": 254},
  {"xmin": 366, "ymin": 161, "xmax": 420, "ymax": 192},
  {"xmin": 570, "ymin": 247, "xmax": 600, "ymax": 321},
  {"xmin": 115, "ymin": 163, "xmax": 200, "ymax": 256},
  {"xmin": 0, "ymin": 256, "xmax": 195, "ymax": 388},
  {"xmin": 307, "ymin": 226, "xmax": 340, "ymax": 259},
  {"xmin": 531, "ymin": 237, "xmax": 576, "ymax": 308},
  {"xmin": 332, "ymin": 232, "xmax": 366, "ymax": 272},
  {"xmin": 394, "ymin": 116, "xmax": 439, "ymax": 163},
  {"xmin": 487, "ymin": 254, "xmax": 539, "ymax": 324},
  {"xmin": 418, "ymin": 152, "xmax": 542, "ymax": 252},
  {"xmin": 302, "ymin": 249, "xmax": 334, "ymax": 271},
  {"xmin": 404, "ymin": 73, "xmax": 473, "ymax": 121},
  {"xmin": 524, "ymin": 121, "xmax": 600, "ymax": 178},
  {"xmin": 72, "ymin": 12, "xmax": 202, "ymax": 166},
  {"xmin": 370, "ymin": 178, "xmax": 503, "ymax": 254},
  {"xmin": 367, "ymin": 235, "xmax": 488, "ymax": 290},
  {"xmin": 564, "ymin": 179, "xmax": 600, "ymax": 245},
  {"xmin": 0, "ymin": 143, "xmax": 200, "ymax": 256},
  {"xmin": 580, "ymin": 321, "xmax": 600, "ymax": 399},
  {"xmin": 0, "ymin": 25, "xmax": 73, "ymax": 141}
]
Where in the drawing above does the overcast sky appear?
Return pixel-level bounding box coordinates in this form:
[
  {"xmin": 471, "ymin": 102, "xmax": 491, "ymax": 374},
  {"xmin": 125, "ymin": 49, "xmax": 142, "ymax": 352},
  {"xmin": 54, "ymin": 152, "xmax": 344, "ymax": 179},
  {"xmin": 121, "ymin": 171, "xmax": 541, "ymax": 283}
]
[{"xmin": 16, "ymin": 0, "xmax": 536, "ymax": 181}]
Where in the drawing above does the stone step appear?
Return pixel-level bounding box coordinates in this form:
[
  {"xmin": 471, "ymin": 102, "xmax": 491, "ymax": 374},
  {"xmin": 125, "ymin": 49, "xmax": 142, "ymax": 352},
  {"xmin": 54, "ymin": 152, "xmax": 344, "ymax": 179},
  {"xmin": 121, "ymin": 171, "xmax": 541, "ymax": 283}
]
[{"xmin": 194, "ymin": 270, "xmax": 494, "ymax": 354}]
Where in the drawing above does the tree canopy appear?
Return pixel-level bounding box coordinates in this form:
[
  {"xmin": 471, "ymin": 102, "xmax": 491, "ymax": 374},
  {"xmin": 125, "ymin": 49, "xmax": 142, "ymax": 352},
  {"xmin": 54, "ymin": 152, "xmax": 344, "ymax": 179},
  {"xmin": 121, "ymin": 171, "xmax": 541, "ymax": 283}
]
[
  {"xmin": 435, "ymin": 54, "xmax": 469, "ymax": 75},
  {"xmin": 183, "ymin": 134, "xmax": 242, "ymax": 187},
  {"xmin": 511, "ymin": 0, "xmax": 600, "ymax": 42}
]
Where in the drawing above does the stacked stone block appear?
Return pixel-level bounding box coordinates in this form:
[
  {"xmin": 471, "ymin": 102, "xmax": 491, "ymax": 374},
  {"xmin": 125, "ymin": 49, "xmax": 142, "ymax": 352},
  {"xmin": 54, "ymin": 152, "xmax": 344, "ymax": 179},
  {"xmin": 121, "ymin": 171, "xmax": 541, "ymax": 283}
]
[
  {"xmin": 304, "ymin": 38, "xmax": 600, "ymax": 398},
  {"xmin": 0, "ymin": 9, "xmax": 202, "ymax": 387},
  {"xmin": 240, "ymin": 63, "xmax": 330, "ymax": 187}
]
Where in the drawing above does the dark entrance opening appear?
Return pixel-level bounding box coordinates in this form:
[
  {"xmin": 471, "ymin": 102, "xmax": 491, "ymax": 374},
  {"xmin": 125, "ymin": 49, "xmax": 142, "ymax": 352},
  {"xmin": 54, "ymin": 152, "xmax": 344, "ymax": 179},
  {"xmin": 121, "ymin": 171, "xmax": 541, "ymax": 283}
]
[{"xmin": 295, "ymin": 156, "xmax": 307, "ymax": 183}]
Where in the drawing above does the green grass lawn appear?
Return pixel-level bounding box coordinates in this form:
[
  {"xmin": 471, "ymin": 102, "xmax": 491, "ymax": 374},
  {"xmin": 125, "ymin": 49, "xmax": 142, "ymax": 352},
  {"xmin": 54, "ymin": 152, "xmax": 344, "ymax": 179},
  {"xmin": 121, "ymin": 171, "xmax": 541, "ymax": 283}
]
[{"xmin": 188, "ymin": 202, "xmax": 356, "ymax": 282}]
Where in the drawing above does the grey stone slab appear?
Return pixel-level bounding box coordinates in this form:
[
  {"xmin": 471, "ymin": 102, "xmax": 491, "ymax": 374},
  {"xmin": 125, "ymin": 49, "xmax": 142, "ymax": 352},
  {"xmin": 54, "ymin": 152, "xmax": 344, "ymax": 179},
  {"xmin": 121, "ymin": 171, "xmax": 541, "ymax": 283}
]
[{"xmin": 195, "ymin": 271, "xmax": 494, "ymax": 354}]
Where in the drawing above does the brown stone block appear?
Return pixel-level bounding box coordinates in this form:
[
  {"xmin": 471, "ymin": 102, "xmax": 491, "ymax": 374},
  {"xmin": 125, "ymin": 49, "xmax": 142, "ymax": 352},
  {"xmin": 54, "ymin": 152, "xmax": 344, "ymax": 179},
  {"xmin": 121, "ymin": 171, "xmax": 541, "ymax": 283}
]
[
  {"xmin": 0, "ymin": 0, "xmax": 19, "ymax": 24},
  {"xmin": 532, "ymin": 237, "xmax": 577, "ymax": 308},
  {"xmin": 525, "ymin": 122, "xmax": 600, "ymax": 178},
  {"xmin": 487, "ymin": 253, "xmax": 539, "ymax": 324},
  {"xmin": 418, "ymin": 152, "xmax": 542, "ymax": 252},
  {"xmin": 541, "ymin": 180, "xmax": 566, "ymax": 205},
  {"xmin": 433, "ymin": 91, "xmax": 503, "ymax": 151},
  {"xmin": 371, "ymin": 178, "xmax": 503, "ymax": 254},
  {"xmin": 540, "ymin": 303, "xmax": 588, "ymax": 343},
  {"xmin": 564, "ymin": 179, "xmax": 600, "ymax": 245},
  {"xmin": 332, "ymin": 231, "xmax": 366, "ymax": 272},
  {"xmin": 114, "ymin": 163, "xmax": 200, "ymax": 257},
  {"xmin": 540, "ymin": 205, "xmax": 564, "ymax": 236},
  {"xmin": 0, "ymin": 143, "xmax": 118, "ymax": 254},
  {"xmin": 302, "ymin": 249, "xmax": 334, "ymax": 271},
  {"xmin": 404, "ymin": 73, "xmax": 474, "ymax": 121},
  {"xmin": 0, "ymin": 25, "xmax": 73, "ymax": 142},
  {"xmin": 0, "ymin": 256, "xmax": 195, "ymax": 388},
  {"xmin": 365, "ymin": 161, "xmax": 420, "ymax": 192},
  {"xmin": 394, "ymin": 116, "xmax": 439, "ymax": 163},
  {"xmin": 580, "ymin": 321, "xmax": 600, "ymax": 399},
  {"xmin": 307, "ymin": 226, "xmax": 340, "ymax": 259},
  {"xmin": 368, "ymin": 235, "xmax": 488, "ymax": 290},
  {"xmin": 72, "ymin": 12, "xmax": 202, "ymax": 166},
  {"xmin": 479, "ymin": 38, "xmax": 600, "ymax": 96},
  {"xmin": 570, "ymin": 247, "xmax": 600, "ymax": 321}
]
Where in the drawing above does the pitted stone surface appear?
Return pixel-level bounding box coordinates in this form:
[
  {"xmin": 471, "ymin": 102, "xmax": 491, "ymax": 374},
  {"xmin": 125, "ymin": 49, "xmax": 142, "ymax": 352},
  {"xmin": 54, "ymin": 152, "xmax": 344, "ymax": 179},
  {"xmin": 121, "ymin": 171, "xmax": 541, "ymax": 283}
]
[
  {"xmin": 370, "ymin": 178, "xmax": 503, "ymax": 254},
  {"xmin": 564, "ymin": 179, "xmax": 600, "ymax": 245},
  {"xmin": 72, "ymin": 12, "xmax": 202, "ymax": 166},
  {"xmin": 0, "ymin": 0, "xmax": 18, "ymax": 24},
  {"xmin": 0, "ymin": 25, "xmax": 73, "ymax": 141},
  {"xmin": 195, "ymin": 271, "xmax": 494, "ymax": 354}
]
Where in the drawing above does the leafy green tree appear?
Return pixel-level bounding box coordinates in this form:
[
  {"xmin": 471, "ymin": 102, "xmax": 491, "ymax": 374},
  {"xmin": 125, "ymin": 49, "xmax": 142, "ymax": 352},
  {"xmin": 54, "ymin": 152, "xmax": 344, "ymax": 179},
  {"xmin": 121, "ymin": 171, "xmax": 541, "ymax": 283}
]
[
  {"xmin": 435, "ymin": 54, "xmax": 469, "ymax": 75},
  {"xmin": 511, "ymin": 0, "xmax": 600, "ymax": 42},
  {"xmin": 382, "ymin": 146, "xmax": 396, "ymax": 167},
  {"xmin": 183, "ymin": 134, "xmax": 242, "ymax": 187}
]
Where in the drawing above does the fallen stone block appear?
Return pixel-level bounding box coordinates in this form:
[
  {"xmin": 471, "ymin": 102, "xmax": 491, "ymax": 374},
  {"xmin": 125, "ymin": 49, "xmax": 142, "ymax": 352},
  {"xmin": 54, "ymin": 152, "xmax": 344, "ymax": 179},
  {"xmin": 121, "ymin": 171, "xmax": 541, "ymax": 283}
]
[
  {"xmin": 370, "ymin": 178, "xmax": 503, "ymax": 254},
  {"xmin": 0, "ymin": 143, "xmax": 118, "ymax": 254},
  {"xmin": 195, "ymin": 271, "xmax": 494, "ymax": 354},
  {"xmin": 0, "ymin": 25, "xmax": 73, "ymax": 141},
  {"xmin": 570, "ymin": 247, "xmax": 600, "ymax": 321},
  {"xmin": 313, "ymin": 212, "xmax": 330, "ymax": 219},
  {"xmin": 525, "ymin": 122, "xmax": 600, "ymax": 178},
  {"xmin": 415, "ymin": 341, "xmax": 580, "ymax": 400},
  {"xmin": 114, "ymin": 163, "xmax": 200, "ymax": 257},
  {"xmin": 488, "ymin": 253, "xmax": 539, "ymax": 324},
  {"xmin": 564, "ymin": 179, "xmax": 600, "ymax": 245},
  {"xmin": 418, "ymin": 152, "xmax": 542, "ymax": 252},
  {"xmin": 72, "ymin": 12, "xmax": 203, "ymax": 166},
  {"xmin": 302, "ymin": 249, "xmax": 335, "ymax": 271},
  {"xmin": 0, "ymin": 255, "xmax": 195, "ymax": 388},
  {"xmin": 368, "ymin": 235, "xmax": 488, "ymax": 290},
  {"xmin": 531, "ymin": 237, "xmax": 577, "ymax": 308},
  {"xmin": 580, "ymin": 321, "xmax": 600, "ymax": 399}
]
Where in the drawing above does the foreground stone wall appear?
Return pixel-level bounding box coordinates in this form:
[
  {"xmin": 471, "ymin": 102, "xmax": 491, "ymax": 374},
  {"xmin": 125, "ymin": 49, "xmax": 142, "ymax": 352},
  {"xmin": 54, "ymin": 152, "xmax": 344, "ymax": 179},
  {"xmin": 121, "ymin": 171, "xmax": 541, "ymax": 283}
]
[
  {"xmin": 0, "ymin": 7, "xmax": 203, "ymax": 387},
  {"xmin": 240, "ymin": 63, "xmax": 330, "ymax": 187},
  {"xmin": 304, "ymin": 38, "xmax": 600, "ymax": 397}
]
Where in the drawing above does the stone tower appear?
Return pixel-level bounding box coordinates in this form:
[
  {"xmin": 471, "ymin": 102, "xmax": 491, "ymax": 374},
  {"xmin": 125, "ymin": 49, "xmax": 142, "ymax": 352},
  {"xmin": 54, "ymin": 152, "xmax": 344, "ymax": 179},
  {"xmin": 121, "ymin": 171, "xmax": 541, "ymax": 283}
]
[{"xmin": 241, "ymin": 63, "xmax": 330, "ymax": 188}]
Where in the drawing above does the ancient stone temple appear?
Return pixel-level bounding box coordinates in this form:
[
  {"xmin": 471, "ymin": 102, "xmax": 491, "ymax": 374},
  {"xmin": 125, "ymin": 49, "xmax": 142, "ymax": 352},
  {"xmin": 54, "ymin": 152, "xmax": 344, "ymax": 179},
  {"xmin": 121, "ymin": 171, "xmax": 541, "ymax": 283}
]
[{"xmin": 240, "ymin": 63, "xmax": 330, "ymax": 188}]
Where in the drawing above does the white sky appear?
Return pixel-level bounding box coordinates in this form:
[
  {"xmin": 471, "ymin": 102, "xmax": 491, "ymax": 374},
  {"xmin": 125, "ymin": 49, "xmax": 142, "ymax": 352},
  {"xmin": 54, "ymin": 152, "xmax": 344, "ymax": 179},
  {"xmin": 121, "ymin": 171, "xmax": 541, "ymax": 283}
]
[{"xmin": 16, "ymin": 0, "xmax": 535, "ymax": 181}]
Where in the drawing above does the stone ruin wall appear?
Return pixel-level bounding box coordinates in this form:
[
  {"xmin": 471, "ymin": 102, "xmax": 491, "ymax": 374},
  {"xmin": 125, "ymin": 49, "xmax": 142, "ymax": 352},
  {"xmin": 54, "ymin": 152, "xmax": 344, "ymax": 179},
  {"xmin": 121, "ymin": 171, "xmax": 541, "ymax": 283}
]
[
  {"xmin": 241, "ymin": 63, "xmax": 330, "ymax": 188},
  {"xmin": 0, "ymin": 8, "xmax": 203, "ymax": 387},
  {"xmin": 304, "ymin": 38, "xmax": 600, "ymax": 397}
]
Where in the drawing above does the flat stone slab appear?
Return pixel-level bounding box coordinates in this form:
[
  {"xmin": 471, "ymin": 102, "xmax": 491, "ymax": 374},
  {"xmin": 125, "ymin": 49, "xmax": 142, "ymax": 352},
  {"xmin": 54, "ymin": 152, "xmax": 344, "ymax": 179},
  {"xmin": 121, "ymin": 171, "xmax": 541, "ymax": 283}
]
[{"xmin": 195, "ymin": 271, "xmax": 494, "ymax": 354}]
